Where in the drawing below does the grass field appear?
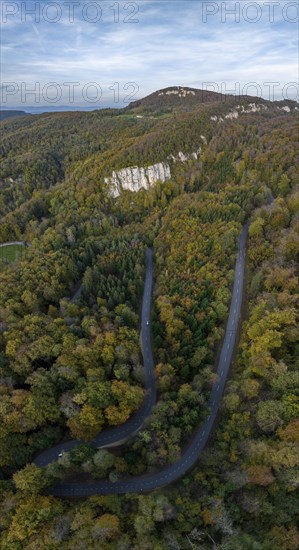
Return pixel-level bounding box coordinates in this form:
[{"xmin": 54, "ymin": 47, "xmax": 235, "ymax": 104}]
[{"xmin": 0, "ymin": 243, "xmax": 26, "ymax": 265}]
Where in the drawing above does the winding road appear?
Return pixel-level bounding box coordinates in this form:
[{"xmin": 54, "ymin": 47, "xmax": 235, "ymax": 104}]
[
  {"xmin": 35, "ymin": 248, "xmax": 156, "ymax": 467},
  {"xmin": 38, "ymin": 225, "xmax": 248, "ymax": 496}
]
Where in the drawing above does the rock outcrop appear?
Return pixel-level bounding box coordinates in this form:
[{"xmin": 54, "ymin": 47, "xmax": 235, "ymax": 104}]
[
  {"xmin": 210, "ymin": 103, "xmax": 269, "ymax": 122},
  {"xmin": 105, "ymin": 139, "xmax": 207, "ymax": 197},
  {"xmin": 158, "ymin": 87, "xmax": 196, "ymax": 98},
  {"xmin": 239, "ymin": 103, "xmax": 268, "ymax": 113},
  {"xmin": 168, "ymin": 148, "xmax": 201, "ymax": 162},
  {"xmin": 105, "ymin": 162, "xmax": 171, "ymax": 198},
  {"xmin": 210, "ymin": 102, "xmax": 298, "ymax": 123}
]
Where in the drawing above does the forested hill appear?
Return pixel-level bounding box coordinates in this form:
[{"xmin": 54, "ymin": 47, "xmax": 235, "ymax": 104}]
[
  {"xmin": 0, "ymin": 110, "xmax": 28, "ymax": 121},
  {"xmin": 0, "ymin": 87, "xmax": 297, "ymax": 223},
  {"xmin": 0, "ymin": 87, "xmax": 298, "ymax": 548},
  {"xmin": 126, "ymin": 86, "xmax": 296, "ymax": 114}
]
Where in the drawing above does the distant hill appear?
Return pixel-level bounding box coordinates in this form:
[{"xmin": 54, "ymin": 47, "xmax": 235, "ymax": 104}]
[
  {"xmin": 0, "ymin": 110, "xmax": 28, "ymax": 121},
  {"xmin": 127, "ymin": 86, "xmax": 298, "ymax": 115},
  {"xmin": 127, "ymin": 86, "xmax": 224, "ymax": 113},
  {"xmin": 0, "ymin": 86, "xmax": 297, "ymax": 218}
]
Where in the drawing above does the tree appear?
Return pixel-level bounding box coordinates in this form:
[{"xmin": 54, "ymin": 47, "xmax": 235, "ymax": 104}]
[
  {"xmin": 67, "ymin": 405, "xmax": 104, "ymax": 440},
  {"xmin": 6, "ymin": 496, "xmax": 63, "ymax": 544},
  {"xmin": 256, "ymin": 400, "xmax": 284, "ymax": 433},
  {"xmin": 91, "ymin": 513, "xmax": 120, "ymax": 542},
  {"xmin": 246, "ymin": 465, "xmax": 274, "ymax": 486},
  {"xmin": 13, "ymin": 464, "xmax": 52, "ymax": 494},
  {"xmin": 277, "ymin": 420, "xmax": 299, "ymax": 443},
  {"xmin": 263, "ymin": 526, "xmax": 299, "ymax": 550}
]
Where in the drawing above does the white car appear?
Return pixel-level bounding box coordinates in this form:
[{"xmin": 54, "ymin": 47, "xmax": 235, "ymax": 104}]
[
  {"xmin": 58, "ymin": 451, "xmax": 64, "ymax": 458},
  {"xmin": 146, "ymin": 321, "xmax": 149, "ymax": 326}
]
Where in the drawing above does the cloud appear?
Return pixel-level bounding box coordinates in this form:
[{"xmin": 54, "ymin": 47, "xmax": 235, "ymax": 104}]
[{"xmin": 1, "ymin": 0, "xmax": 298, "ymax": 106}]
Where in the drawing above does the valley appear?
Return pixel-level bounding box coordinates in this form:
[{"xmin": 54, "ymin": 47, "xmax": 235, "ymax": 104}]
[{"xmin": 0, "ymin": 87, "xmax": 298, "ymax": 548}]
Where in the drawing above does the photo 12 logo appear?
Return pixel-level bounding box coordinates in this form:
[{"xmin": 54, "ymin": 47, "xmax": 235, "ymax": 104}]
[
  {"xmin": 201, "ymin": 81, "xmax": 299, "ymax": 101},
  {"xmin": 1, "ymin": 81, "xmax": 140, "ymax": 105},
  {"xmin": 1, "ymin": 80, "xmax": 298, "ymax": 107},
  {"xmin": 1, "ymin": 1, "xmax": 140, "ymax": 24},
  {"xmin": 202, "ymin": 1, "xmax": 298, "ymax": 23}
]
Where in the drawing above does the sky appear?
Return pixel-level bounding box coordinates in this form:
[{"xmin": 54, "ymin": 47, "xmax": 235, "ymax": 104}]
[{"xmin": 1, "ymin": 0, "xmax": 298, "ymax": 110}]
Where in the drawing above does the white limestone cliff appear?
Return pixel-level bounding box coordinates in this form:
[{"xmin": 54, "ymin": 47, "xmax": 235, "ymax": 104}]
[
  {"xmin": 105, "ymin": 142, "xmax": 207, "ymax": 197},
  {"xmin": 210, "ymin": 103, "xmax": 269, "ymax": 123},
  {"xmin": 238, "ymin": 103, "xmax": 268, "ymax": 113},
  {"xmin": 210, "ymin": 102, "xmax": 298, "ymax": 123},
  {"xmin": 225, "ymin": 110, "xmax": 239, "ymax": 120},
  {"xmin": 105, "ymin": 162, "xmax": 171, "ymax": 198},
  {"xmin": 158, "ymin": 87, "xmax": 196, "ymax": 98},
  {"xmin": 168, "ymin": 148, "xmax": 202, "ymax": 162}
]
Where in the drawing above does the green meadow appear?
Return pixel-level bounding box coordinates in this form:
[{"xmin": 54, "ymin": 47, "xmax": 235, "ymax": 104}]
[{"xmin": 0, "ymin": 243, "xmax": 25, "ymax": 265}]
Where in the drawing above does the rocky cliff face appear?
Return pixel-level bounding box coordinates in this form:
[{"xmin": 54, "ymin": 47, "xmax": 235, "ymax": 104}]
[
  {"xmin": 105, "ymin": 162, "xmax": 171, "ymax": 198},
  {"xmin": 211, "ymin": 103, "xmax": 268, "ymax": 122},
  {"xmin": 168, "ymin": 148, "xmax": 201, "ymax": 162},
  {"xmin": 158, "ymin": 87, "xmax": 196, "ymax": 98},
  {"xmin": 210, "ymin": 102, "xmax": 297, "ymax": 123},
  {"xmin": 105, "ymin": 140, "xmax": 207, "ymax": 197}
]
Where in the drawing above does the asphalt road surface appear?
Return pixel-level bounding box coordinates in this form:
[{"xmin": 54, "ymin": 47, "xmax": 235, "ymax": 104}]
[
  {"xmin": 41, "ymin": 226, "xmax": 248, "ymax": 496},
  {"xmin": 35, "ymin": 248, "xmax": 156, "ymax": 468}
]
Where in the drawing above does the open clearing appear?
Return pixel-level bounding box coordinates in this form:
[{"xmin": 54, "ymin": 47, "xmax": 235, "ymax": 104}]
[{"xmin": 0, "ymin": 243, "xmax": 26, "ymax": 264}]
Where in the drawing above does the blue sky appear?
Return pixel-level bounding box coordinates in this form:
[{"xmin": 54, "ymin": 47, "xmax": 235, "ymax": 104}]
[{"xmin": 1, "ymin": 0, "xmax": 298, "ymax": 109}]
